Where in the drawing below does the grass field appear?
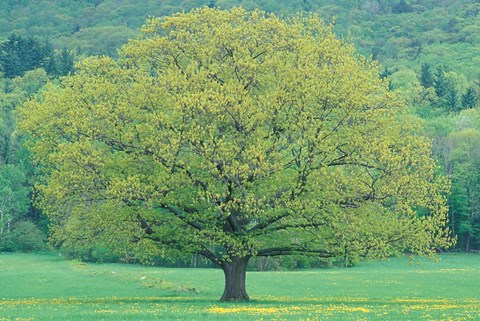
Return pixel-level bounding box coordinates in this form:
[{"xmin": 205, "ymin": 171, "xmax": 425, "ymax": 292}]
[{"xmin": 0, "ymin": 253, "xmax": 479, "ymax": 320}]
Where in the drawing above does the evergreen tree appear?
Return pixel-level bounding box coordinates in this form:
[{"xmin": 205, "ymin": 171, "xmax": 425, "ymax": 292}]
[
  {"xmin": 0, "ymin": 34, "xmax": 71, "ymax": 78},
  {"xmin": 0, "ymin": 34, "xmax": 55, "ymax": 78},
  {"xmin": 419, "ymin": 63, "xmax": 434, "ymax": 88},
  {"xmin": 0, "ymin": 34, "xmax": 24, "ymax": 78},
  {"xmin": 434, "ymin": 66, "xmax": 448, "ymax": 98},
  {"xmin": 445, "ymin": 80, "xmax": 458, "ymax": 111},
  {"xmin": 462, "ymin": 87, "xmax": 478, "ymax": 109},
  {"xmin": 392, "ymin": 0, "xmax": 414, "ymax": 14},
  {"xmin": 41, "ymin": 40, "xmax": 57, "ymax": 76},
  {"xmin": 55, "ymin": 48, "xmax": 75, "ymax": 77}
]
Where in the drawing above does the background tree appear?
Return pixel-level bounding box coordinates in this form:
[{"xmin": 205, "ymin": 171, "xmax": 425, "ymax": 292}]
[
  {"xmin": 0, "ymin": 35, "xmax": 49, "ymax": 78},
  {"xmin": 434, "ymin": 66, "xmax": 449, "ymax": 98},
  {"xmin": 0, "ymin": 34, "xmax": 74, "ymax": 78},
  {"xmin": 419, "ymin": 63, "xmax": 434, "ymax": 88},
  {"xmin": 423, "ymin": 109, "xmax": 480, "ymax": 251},
  {"xmin": 462, "ymin": 87, "xmax": 477, "ymax": 109},
  {"xmin": 445, "ymin": 80, "xmax": 459, "ymax": 112},
  {"xmin": 20, "ymin": 8, "xmax": 452, "ymax": 301},
  {"xmin": 0, "ymin": 69, "xmax": 48, "ymax": 252},
  {"xmin": 392, "ymin": 0, "xmax": 414, "ymax": 14},
  {"xmin": 0, "ymin": 164, "xmax": 31, "ymax": 251},
  {"xmin": 444, "ymin": 128, "xmax": 480, "ymax": 251}
]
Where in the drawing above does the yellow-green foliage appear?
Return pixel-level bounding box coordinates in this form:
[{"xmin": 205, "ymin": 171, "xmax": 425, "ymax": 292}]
[{"xmin": 19, "ymin": 8, "xmax": 452, "ymax": 265}]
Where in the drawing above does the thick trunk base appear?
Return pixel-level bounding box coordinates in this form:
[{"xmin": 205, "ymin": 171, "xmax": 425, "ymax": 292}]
[{"xmin": 220, "ymin": 256, "xmax": 250, "ymax": 302}]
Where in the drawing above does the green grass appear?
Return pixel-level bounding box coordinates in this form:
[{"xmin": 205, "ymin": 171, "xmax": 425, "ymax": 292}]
[{"xmin": 1, "ymin": 253, "xmax": 480, "ymax": 320}]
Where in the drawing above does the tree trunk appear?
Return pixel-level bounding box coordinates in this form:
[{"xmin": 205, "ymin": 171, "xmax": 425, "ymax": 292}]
[
  {"xmin": 465, "ymin": 235, "xmax": 470, "ymax": 252},
  {"xmin": 220, "ymin": 256, "xmax": 250, "ymax": 302}
]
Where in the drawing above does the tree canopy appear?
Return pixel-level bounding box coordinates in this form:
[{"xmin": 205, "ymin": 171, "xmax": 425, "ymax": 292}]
[{"xmin": 19, "ymin": 8, "xmax": 453, "ymax": 301}]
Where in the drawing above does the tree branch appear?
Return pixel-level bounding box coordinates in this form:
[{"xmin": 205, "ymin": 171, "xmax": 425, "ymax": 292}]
[
  {"xmin": 199, "ymin": 248, "xmax": 224, "ymax": 266},
  {"xmin": 159, "ymin": 204, "xmax": 205, "ymax": 231},
  {"xmin": 257, "ymin": 247, "xmax": 335, "ymax": 257}
]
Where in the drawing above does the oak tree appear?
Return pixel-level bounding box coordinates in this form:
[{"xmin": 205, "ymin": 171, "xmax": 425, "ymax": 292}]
[{"xmin": 20, "ymin": 8, "xmax": 452, "ymax": 301}]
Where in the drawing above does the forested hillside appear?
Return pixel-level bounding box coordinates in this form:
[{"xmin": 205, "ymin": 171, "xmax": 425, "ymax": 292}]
[
  {"xmin": 1, "ymin": 0, "xmax": 479, "ymax": 260},
  {"xmin": 1, "ymin": 0, "xmax": 479, "ymax": 80}
]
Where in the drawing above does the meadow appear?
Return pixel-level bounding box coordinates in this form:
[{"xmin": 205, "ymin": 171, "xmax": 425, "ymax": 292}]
[{"xmin": 0, "ymin": 253, "xmax": 479, "ymax": 320}]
